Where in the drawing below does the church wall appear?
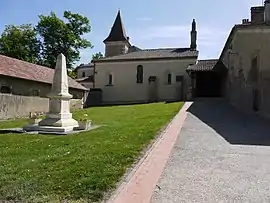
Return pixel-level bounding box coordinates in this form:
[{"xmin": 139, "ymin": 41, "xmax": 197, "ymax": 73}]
[
  {"xmin": 94, "ymin": 58, "xmax": 196, "ymax": 104},
  {"xmin": 222, "ymin": 27, "xmax": 270, "ymax": 118}
]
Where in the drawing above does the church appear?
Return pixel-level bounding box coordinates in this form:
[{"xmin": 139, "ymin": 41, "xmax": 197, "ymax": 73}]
[
  {"xmin": 82, "ymin": 2, "xmax": 270, "ymax": 120},
  {"xmin": 92, "ymin": 11, "xmax": 206, "ymax": 104}
]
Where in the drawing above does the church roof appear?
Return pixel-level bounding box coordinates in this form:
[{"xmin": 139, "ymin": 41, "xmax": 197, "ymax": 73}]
[
  {"xmin": 103, "ymin": 11, "xmax": 129, "ymax": 43},
  {"xmin": 93, "ymin": 48, "xmax": 198, "ymax": 63}
]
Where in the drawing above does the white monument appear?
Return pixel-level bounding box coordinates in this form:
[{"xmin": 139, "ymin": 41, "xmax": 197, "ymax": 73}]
[{"xmin": 24, "ymin": 53, "xmax": 79, "ymax": 133}]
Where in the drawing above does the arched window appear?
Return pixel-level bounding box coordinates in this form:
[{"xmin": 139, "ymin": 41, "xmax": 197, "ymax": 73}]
[
  {"xmin": 136, "ymin": 65, "xmax": 143, "ymax": 83},
  {"xmin": 167, "ymin": 73, "xmax": 172, "ymax": 84},
  {"xmin": 107, "ymin": 73, "xmax": 113, "ymax": 86},
  {"xmin": 0, "ymin": 85, "xmax": 11, "ymax": 94}
]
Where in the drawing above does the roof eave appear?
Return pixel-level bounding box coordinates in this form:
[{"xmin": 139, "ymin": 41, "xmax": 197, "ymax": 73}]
[
  {"xmin": 219, "ymin": 25, "xmax": 237, "ymax": 61},
  {"xmin": 92, "ymin": 55, "xmax": 199, "ymax": 63},
  {"xmin": 219, "ymin": 24, "xmax": 270, "ymax": 61},
  {"xmin": 0, "ymin": 74, "xmax": 87, "ymax": 91}
]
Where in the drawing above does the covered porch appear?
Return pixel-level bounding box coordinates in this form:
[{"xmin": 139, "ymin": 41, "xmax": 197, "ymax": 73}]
[{"xmin": 187, "ymin": 59, "xmax": 228, "ymax": 98}]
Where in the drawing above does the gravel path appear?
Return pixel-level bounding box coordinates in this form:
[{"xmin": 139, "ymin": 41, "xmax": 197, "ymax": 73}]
[{"xmin": 151, "ymin": 100, "xmax": 270, "ymax": 203}]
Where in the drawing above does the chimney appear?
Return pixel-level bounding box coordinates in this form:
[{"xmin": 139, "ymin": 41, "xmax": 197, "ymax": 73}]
[
  {"xmin": 190, "ymin": 19, "xmax": 197, "ymax": 50},
  {"xmin": 251, "ymin": 6, "xmax": 264, "ymax": 24},
  {"xmin": 265, "ymin": 0, "xmax": 270, "ymax": 24},
  {"xmin": 242, "ymin": 19, "xmax": 250, "ymax": 24}
]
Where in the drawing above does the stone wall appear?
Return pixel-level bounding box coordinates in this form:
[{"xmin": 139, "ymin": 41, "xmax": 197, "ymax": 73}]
[
  {"xmin": 0, "ymin": 75, "xmax": 85, "ymax": 99},
  {"xmin": 0, "ymin": 93, "xmax": 83, "ymax": 119},
  {"xmin": 221, "ymin": 27, "xmax": 270, "ymax": 119}
]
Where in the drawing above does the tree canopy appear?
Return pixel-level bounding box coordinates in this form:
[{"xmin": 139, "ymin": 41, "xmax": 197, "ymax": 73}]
[
  {"xmin": 92, "ymin": 52, "xmax": 104, "ymax": 60},
  {"xmin": 0, "ymin": 24, "xmax": 40, "ymax": 63},
  {"xmin": 0, "ymin": 11, "xmax": 93, "ymax": 69}
]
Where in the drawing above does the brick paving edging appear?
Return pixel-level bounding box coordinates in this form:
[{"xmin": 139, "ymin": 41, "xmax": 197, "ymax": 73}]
[{"xmin": 106, "ymin": 102, "xmax": 192, "ymax": 203}]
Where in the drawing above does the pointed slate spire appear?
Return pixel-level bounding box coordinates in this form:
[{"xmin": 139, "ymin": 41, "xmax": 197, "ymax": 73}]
[{"xmin": 103, "ymin": 10, "xmax": 129, "ymax": 43}]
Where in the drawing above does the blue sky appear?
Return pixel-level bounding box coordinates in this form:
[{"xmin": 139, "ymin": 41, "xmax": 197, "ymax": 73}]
[{"xmin": 0, "ymin": 0, "xmax": 263, "ymax": 66}]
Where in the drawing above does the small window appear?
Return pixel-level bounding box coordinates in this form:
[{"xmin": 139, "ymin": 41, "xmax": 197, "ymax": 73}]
[
  {"xmin": 108, "ymin": 74, "xmax": 113, "ymax": 85},
  {"xmin": 136, "ymin": 65, "xmax": 143, "ymax": 83},
  {"xmin": 0, "ymin": 85, "xmax": 11, "ymax": 94},
  {"xmin": 176, "ymin": 75, "xmax": 183, "ymax": 82},
  {"xmin": 167, "ymin": 73, "xmax": 172, "ymax": 84},
  {"xmin": 32, "ymin": 90, "xmax": 40, "ymax": 96},
  {"xmin": 148, "ymin": 76, "xmax": 157, "ymax": 83},
  {"xmin": 82, "ymin": 72, "xmax": 86, "ymax": 77}
]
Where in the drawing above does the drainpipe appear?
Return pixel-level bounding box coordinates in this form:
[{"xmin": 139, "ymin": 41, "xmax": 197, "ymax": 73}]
[{"xmin": 92, "ymin": 60, "xmax": 96, "ymax": 88}]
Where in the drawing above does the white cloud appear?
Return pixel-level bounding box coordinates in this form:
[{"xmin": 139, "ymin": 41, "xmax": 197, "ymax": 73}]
[
  {"xmin": 136, "ymin": 17, "xmax": 152, "ymax": 22},
  {"xmin": 130, "ymin": 24, "xmax": 227, "ymax": 47},
  {"xmin": 128, "ymin": 24, "xmax": 229, "ymax": 59},
  {"xmin": 79, "ymin": 48, "xmax": 91, "ymax": 64}
]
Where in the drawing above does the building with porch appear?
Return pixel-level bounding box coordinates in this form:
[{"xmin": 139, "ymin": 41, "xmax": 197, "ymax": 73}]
[
  {"xmin": 186, "ymin": 0, "xmax": 270, "ymax": 118},
  {"xmin": 186, "ymin": 59, "xmax": 227, "ymax": 98}
]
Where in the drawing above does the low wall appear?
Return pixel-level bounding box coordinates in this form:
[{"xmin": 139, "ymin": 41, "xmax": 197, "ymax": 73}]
[{"xmin": 0, "ymin": 94, "xmax": 83, "ymax": 120}]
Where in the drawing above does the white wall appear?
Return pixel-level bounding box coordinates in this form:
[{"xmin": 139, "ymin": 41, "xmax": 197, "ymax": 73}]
[
  {"xmin": 77, "ymin": 67, "xmax": 94, "ymax": 78},
  {"xmin": 80, "ymin": 82, "xmax": 93, "ymax": 89},
  {"xmin": 95, "ymin": 58, "xmax": 197, "ymax": 104}
]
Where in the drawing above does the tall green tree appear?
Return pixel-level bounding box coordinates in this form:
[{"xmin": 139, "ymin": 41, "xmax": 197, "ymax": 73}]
[
  {"xmin": 0, "ymin": 24, "xmax": 40, "ymax": 63},
  {"xmin": 36, "ymin": 11, "xmax": 93, "ymax": 69},
  {"xmin": 92, "ymin": 52, "xmax": 104, "ymax": 60}
]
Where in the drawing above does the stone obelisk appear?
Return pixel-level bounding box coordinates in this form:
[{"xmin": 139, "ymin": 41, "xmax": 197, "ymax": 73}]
[{"xmin": 37, "ymin": 53, "xmax": 79, "ymax": 132}]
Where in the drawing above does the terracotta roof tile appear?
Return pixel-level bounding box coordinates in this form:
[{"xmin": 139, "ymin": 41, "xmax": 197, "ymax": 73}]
[{"xmin": 0, "ymin": 54, "xmax": 87, "ymax": 90}]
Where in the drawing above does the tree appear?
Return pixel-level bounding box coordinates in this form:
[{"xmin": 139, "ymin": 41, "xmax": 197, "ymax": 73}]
[
  {"xmin": 36, "ymin": 11, "xmax": 93, "ymax": 69},
  {"xmin": 68, "ymin": 69, "xmax": 77, "ymax": 79},
  {"xmin": 0, "ymin": 11, "xmax": 93, "ymax": 70},
  {"xmin": 0, "ymin": 24, "xmax": 40, "ymax": 63},
  {"xmin": 92, "ymin": 52, "xmax": 104, "ymax": 60}
]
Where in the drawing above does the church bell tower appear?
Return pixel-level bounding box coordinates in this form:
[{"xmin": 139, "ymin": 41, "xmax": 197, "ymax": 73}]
[{"xmin": 103, "ymin": 10, "xmax": 131, "ymax": 57}]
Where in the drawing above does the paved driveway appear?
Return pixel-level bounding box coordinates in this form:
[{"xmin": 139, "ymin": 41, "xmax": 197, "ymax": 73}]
[{"xmin": 151, "ymin": 99, "xmax": 270, "ymax": 203}]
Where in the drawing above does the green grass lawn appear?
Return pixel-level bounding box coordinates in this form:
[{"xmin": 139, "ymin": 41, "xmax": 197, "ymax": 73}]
[{"xmin": 0, "ymin": 102, "xmax": 183, "ymax": 203}]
